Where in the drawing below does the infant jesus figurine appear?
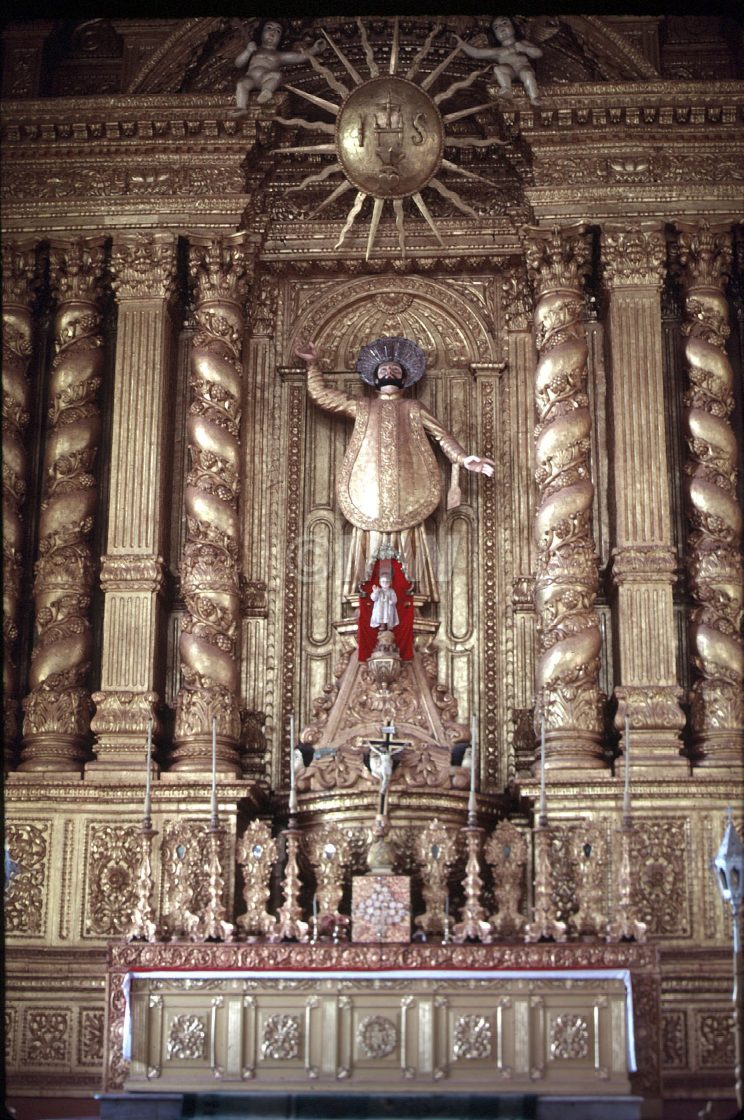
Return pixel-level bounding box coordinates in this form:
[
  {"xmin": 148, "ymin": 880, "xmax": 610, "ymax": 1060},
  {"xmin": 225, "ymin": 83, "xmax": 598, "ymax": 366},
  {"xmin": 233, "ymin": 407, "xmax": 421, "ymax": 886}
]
[{"xmin": 370, "ymin": 574, "xmax": 399, "ymax": 631}]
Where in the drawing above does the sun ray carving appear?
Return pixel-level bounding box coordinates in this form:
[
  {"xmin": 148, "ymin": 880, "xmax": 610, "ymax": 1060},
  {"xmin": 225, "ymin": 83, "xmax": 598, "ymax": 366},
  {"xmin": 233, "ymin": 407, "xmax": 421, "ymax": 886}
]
[{"xmin": 276, "ymin": 21, "xmax": 506, "ymax": 258}]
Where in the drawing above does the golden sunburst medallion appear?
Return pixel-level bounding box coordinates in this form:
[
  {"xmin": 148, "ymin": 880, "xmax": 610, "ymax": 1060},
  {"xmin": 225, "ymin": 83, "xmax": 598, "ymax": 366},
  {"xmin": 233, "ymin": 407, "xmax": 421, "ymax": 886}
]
[{"xmin": 277, "ymin": 18, "xmax": 504, "ymax": 259}]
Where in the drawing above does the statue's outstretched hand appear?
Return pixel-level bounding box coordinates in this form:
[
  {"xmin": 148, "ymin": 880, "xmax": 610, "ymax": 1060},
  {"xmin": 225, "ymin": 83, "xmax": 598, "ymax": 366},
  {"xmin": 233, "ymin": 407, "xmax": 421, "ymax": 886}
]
[
  {"xmin": 294, "ymin": 338, "xmax": 318, "ymax": 364},
  {"xmin": 463, "ymin": 454, "xmax": 496, "ymax": 478}
]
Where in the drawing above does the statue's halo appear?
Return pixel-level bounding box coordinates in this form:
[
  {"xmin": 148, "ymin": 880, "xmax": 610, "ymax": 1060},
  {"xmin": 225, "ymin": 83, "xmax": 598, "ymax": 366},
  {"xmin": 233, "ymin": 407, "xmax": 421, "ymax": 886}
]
[{"xmin": 356, "ymin": 336, "xmax": 426, "ymax": 388}]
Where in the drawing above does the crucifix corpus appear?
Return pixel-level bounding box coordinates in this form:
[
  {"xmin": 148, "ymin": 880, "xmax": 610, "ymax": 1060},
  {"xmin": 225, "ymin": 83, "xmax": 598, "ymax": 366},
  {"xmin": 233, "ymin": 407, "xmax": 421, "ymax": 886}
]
[{"xmin": 366, "ymin": 724, "xmax": 409, "ymax": 818}]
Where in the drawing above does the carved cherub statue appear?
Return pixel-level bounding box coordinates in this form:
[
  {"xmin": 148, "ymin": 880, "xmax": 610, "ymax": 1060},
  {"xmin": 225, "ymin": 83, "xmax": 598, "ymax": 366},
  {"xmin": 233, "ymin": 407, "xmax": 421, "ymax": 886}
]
[
  {"xmin": 455, "ymin": 16, "xmax": 543, "ymax": 106},
  {"xmin": 370, "ymin": 574, "xmax": 399, "ymax": 631},
  {"xmin": 231, "ymin": 19, "xmax": 324, "ymax": 113}
]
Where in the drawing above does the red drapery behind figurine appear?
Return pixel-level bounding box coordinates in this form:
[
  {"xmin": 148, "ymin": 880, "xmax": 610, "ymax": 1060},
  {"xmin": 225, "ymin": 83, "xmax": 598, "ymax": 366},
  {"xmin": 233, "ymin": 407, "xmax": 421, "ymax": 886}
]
[{"xmin": 358, "ymin": 559, "xmax": 414, "ymax": 662}]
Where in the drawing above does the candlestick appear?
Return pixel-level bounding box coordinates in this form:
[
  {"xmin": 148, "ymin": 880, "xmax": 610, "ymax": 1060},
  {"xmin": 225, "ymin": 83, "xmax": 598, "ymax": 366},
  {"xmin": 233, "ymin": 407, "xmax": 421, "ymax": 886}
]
[
  {"xmin": 623, "ymin": 713, "xmax": 631, "ymax": 821},
  {"xmin": 289, "ymin": 714, "xmax": 298, "ymax": 814},
  {"xmin": 539, "ymin": 715, "xmax": 547, "ymax": 826},
  {"xmin": 144, "ymin": 719, "xmax": 153, "ymax": 825},
  {"xmin": 210, "ymin": 716, "xmax": 218, "ymax": 828}
]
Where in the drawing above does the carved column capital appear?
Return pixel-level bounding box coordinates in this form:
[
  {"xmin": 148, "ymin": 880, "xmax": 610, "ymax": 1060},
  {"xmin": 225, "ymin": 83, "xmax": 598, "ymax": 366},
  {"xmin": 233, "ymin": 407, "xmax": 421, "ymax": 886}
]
[
  {"xmin": 47, "ymin": 236, "xmax": 106, "ymax": 302},
  {"xmin": 189, "ymin": 232, "xmax": 253, "ymax": 307},
  {"xmin": 111, "ymin": 231, "xmax": 179, "ymax": 301},
  {"xmin": 601, "ymin": 223, "xmax": 666, "ymax": 289},
  {"xmin": 613, "ymin": 686, "xmax": 686, "ymax": 735},
  {"xmin": 676, "ymin": 220, "xmax": 732, "ymax": 289},
  {"xmin": 1, "ymin": 237, "xmax": 40, "ymax": 304},
  {"xmin": 610, "ymin": 546, "xmax": 678, "ymax": 588},
  {"xmin": 521, "ymin": 223, "xmax": 591, "ymax": 295},
  {"xmin": 100, "ymin": 555, "xmax": 166, "ymax": 595}
]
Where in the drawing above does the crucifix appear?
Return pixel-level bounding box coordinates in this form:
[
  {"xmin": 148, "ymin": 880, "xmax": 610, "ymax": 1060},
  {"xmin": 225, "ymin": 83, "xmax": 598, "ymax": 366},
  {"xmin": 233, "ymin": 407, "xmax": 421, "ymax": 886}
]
[{"xmin": 366, "ymin": 724, "xmax": 409, "ymax": 818}]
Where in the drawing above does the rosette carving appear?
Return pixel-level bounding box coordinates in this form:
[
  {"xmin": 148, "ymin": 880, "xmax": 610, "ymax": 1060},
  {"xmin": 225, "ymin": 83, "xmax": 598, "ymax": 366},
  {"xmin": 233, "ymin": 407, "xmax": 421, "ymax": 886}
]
[
  {"xmin": 173, "ymin": 234, "xmax": 252, "ymax": 774},
  {"xmin": 2, "ymin": 237, "xmax": 38, "ymax": 764},
  {"xmin": 677, "ymin": 221, "xmax": 744, "ymax": 765},
  {"xmin": 20, "ymin": 237, "xmax": 106, "ymax": 772},
  {"xmin": 523, "ymin": 225, "xmax": 604, "ymax": 767}
]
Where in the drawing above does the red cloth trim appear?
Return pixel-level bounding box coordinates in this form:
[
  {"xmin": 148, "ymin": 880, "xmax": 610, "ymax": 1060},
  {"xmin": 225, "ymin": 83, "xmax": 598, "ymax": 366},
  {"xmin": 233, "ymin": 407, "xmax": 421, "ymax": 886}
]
[{"xmin": 358, "ymin": 558, "xmax": 414, "ymax": 662}]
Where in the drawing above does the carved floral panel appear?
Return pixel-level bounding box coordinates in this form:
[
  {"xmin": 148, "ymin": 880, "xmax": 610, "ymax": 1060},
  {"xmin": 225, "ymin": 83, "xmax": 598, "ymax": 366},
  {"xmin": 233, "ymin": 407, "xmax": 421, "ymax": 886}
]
[
  {"xmin": 78, "ymin": 1008, "xmax": 105, "ymax": 1067},
  {"xmin": 4, "ymin": 821, "xmax": 50, "ymax": 937},
  {"xmin": 21, "ymin": 1008, "xmax": 71, "ymax": 1066},
  {"xmin": 83, "ymin": 823, "xmax": 143, "ymax": 938}
]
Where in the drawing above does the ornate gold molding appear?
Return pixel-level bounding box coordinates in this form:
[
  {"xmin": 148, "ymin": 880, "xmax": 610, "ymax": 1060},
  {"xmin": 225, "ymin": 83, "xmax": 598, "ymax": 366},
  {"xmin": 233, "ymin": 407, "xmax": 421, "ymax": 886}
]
[
  {"xmin": 20, "ymin": 237, "xmax": 106, "ymax": 772},
  {"xmin": 677, "ymin": 220, "xmax": 744, "ymax": 769},
  {"xmin": 523, "ymin": 224, "xmax": 605, "ymax": 767},
  {"xmin": 173, "ymin": 233, "xmax": 252, "ymax": 774}
]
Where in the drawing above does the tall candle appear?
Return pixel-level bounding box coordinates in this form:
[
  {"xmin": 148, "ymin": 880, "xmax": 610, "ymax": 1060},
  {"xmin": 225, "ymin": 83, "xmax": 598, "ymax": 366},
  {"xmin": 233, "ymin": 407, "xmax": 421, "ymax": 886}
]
[
  {"xmin": 468, "ymin": 714, "xmax": 477, "ymax": 815},
  {"xmin": 289, "ymin": 714, "xmax": 298, "ymax": 813},
  {"xmin": 539, "ymin": 715, "xmax": 547, "ymax": 824},
  {"xmin": 210, "ymin": 716, "xmax": 218, "ymax": 826},
  {"xmin": 623, "ymin": 713, "xmax": 631, "ymax": 819},
  {"xmin": 144, "ymin": 719, "xmax": 153, "ymax": 824}
]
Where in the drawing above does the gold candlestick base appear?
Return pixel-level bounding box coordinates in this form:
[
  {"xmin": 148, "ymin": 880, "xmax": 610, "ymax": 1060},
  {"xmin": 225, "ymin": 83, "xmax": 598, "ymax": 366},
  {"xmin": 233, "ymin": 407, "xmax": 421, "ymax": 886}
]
[
  {"xmin": 269, "ymin": 825, "xmax": 309, "ymax": 943},
  {"xmin": 452, "ymin": 825, "xmax": 492, "ymax": 944},
  {"xmin": 125, "ymin": 824, "xmax": 161, "ymax": 943},
  {"xmin": 524, "ymin": 824, "xmax": 567, "ymax": 943},
  {"xmin": 192, "ymin": 826, "xmax": 234, "ymax": 943},
  {"xmin": 606, "ymin": 820, "xmax": 647, "ymax": 943}
]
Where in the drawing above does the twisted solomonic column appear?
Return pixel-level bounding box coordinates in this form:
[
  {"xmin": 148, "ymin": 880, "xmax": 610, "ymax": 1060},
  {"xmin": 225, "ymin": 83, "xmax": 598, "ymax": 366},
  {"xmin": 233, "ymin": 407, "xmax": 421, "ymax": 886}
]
[
  {"xmin": 523, "ymin": 225, "xmax": 605, "ymax": 769},
  {"xmin": 172, "ymin": 234, "xmax": 252, "ymax": 775},
  {"xmin": 677, "ymin": 221, "xmax": 743, "ymax": 768},
  {"xmin": 2, "ymin": 238, "xmax": 39, "ymax": 768},
  {"xmin": 20, "ymin": 237, "xmax": 106, "ymax": 772}
]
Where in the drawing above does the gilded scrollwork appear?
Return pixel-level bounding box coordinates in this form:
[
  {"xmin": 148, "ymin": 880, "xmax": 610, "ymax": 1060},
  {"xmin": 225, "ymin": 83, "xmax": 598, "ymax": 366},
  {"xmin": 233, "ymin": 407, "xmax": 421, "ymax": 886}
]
[
  {"xmin": 236, "ymin": 820, "xmax": 277, "ymax": 936},
  {"xmin": 20, "ymin": 236, "xmax": 106, "ymax": 772},
  {"xmin": 2, "ymin": 237, "xmax": 38, "ymax": 760},
  {"xmin": 174, "ymin": 233, "xmax": 252, "ymax": 774},
  {"xmin": 413, "ymin": 819, "xmax": 457, "ymax": 935},
  {"xmin": 484, "ymin": 820, "xmax": 528, "ymax": 938},
  {"xmin": 523, "ymin": 224, "xmax": 604, "ymax": 766},
  {"xmin": 84, "ymin": 823, "xmax": 143, "ymax": 937},
  {"xmin": 677, "ymin": 220, "xmax": 744, "ymax": 766},
  {"xmin": 22, "ymin": 1009, "xmax": 71, "ymax": 1066},
  {"xmin": 303, "ymin": 824, "xmax": 351, "ymax": 921},
  {"xmin": 4, "ymin": 821, "xmax": 49, "ymax": 936}
]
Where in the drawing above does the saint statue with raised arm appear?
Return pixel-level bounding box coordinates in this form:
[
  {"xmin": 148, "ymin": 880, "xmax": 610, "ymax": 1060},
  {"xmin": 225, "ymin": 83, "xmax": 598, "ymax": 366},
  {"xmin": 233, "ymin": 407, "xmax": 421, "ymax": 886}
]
[{"xmin": 294, "ymin": 336, "xmax": 494, "ymax": 613}]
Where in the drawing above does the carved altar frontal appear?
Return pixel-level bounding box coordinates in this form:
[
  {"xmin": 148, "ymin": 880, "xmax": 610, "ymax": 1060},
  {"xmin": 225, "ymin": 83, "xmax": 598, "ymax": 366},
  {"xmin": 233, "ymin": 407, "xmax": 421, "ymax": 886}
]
[{"xmin": 107, "ymin": 941, "xmax": 657, "ymax": 1098}]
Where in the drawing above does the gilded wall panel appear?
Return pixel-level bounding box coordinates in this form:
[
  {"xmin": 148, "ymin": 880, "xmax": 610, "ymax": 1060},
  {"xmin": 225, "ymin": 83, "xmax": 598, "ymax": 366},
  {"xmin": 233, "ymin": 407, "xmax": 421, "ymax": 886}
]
[
  {"xmin": 78, "ymin": 1007, "xmax": 105, "ymax": 1067},
  {"xmin": 661, "ymin": 1009, "xmax": 687, "ymax": 1070},
  {"xmin": 83, "ymin": 822, "xmax": 143, "ymax": 939},
  {"xmin": 695, "ymin": 1011, "xmax": 735, "ymax": 1070},
  {"xmin": 630, "ymin": 818, "xmax": 692, "ymax": 939},
  {"xmin": 21, "ymin": 1007, "xmax": 72, "ymax": 1067},
  {"xmin": 4, "ymin": 820, "xmax": 51, "ymax": 939}
]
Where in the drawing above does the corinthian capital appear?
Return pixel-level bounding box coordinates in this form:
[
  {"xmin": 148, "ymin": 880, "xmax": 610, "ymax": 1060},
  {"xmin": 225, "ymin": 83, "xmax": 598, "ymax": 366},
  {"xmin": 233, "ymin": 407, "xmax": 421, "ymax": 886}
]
[
  {"xmin": 676, "ymin": 220, "xmax": 732, "ymax": 290},
  {"xmin": 602, "ymin": 223, "xmax": 666, "ymax": 289},
  {"xmin": 522, "ymin": 223, "xmax": 591, "ymax": 294},
  {"xmin": 48, "ymin": 236, "xmax": 106, "ymax": 302},
  {"xmin": 111, "ymin": 231, "xmax": 178, "ymax": 300},
  {"xmin": 189, "ymin": 233, "xmax": 252, "ymax": 306},
  {"xmin": 1, "ymin": 238, "xmax": 39, "ymax": 304}
]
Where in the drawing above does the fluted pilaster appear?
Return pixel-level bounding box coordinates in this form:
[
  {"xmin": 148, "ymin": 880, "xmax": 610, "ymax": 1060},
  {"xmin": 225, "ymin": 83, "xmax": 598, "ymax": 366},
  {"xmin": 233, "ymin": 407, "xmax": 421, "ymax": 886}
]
[
  {"xmin": 172, "ymin": 234, "xmax": 252, "ymax": 775},
  {"xmin": 602, "ymin": 223, "xmax": 686, "ymax": 767},
  {"xmin": 20, "ymin": 237, "xmax": 106, "ymax": 772},
  {"xmin": 2, "ymin": 238, "xmax": 39, "ymax": 769},
  {"xmin": 89, "ymin": 232, "xmax": 179, "ymax": 772},
  {"xmin": 677, "ymin": 220, "xmax": 743, "ymax": 770},
  {"xmin": 523, "ymin": 224, "xmax": 605, "ymax": 770}
]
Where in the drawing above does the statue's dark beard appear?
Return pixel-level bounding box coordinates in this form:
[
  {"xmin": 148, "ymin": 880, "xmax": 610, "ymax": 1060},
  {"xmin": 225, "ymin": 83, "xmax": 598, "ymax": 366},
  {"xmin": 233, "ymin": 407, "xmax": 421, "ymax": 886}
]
[{"xmin": 376, "ymin": 375, "xmax": 402, "ymax": 388}]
